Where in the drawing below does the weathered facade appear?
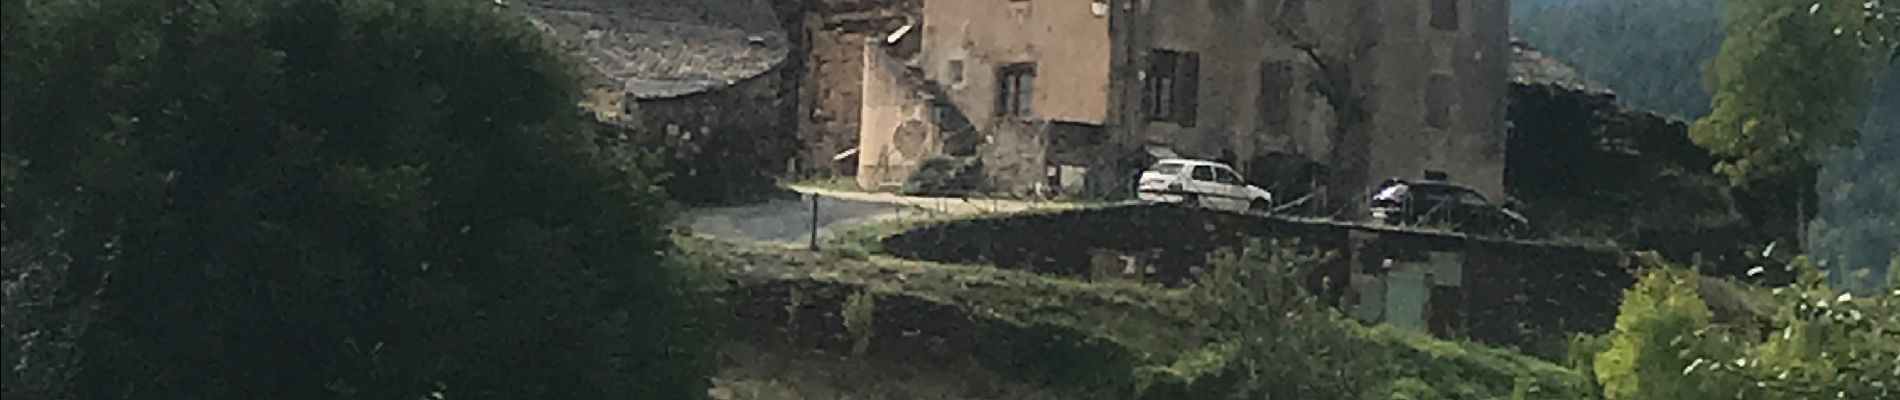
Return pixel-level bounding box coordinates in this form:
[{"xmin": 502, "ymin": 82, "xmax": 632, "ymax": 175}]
[
  {"xmin": 855, "ymin": 0, "xmax": 1511, "ymax": 203},
  {"xmin": 1103, "ymin": 0, "xmax": 1511, "ymax": 210},
  {"xmin": 797, "ymin": 0, "xmax": 922, "ymax": 176}
]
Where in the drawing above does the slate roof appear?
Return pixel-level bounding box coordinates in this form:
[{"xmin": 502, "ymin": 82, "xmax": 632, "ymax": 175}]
[
  {"xmin": 1508, "ymin": 39, "xmax": 1608, "ymax": 95},
  {"xmin": 521, "ymin": 0, "xmax": 789, "ymax": 99}
]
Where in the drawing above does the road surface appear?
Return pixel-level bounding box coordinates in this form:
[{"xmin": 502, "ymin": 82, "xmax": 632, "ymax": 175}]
[{"xmin": 683, "ymin": 185, "xmax": 1085, "ymax": 247}]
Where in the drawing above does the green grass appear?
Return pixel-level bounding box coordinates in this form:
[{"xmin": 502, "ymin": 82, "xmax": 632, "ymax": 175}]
[{"xmin": 690, "ymin": 235, "xmax": 1601, "ymax": 398}]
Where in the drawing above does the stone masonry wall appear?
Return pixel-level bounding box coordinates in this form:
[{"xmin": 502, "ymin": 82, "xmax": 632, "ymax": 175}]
[{"xmin": 879, "ymin": 205, "xmax": 1633, "ymax": 347}]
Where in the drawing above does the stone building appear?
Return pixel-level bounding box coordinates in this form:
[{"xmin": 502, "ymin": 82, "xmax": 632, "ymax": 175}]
[
  {"xmin": 857, "ymin": 0, "xmax": 1111, "ymax": 195},
  {"xmin": 796, "ymin": 0, "xmax": 923, "ymax": 177},
  {"xmin": 520, "ymin": 0, "xmax": 799, "ymax": 205},
  {"xmin": 855, "ymin": 0, "xmax": 1512, "ymax": 206}
]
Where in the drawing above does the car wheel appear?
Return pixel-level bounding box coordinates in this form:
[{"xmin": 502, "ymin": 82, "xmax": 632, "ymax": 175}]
[
  {"xmin": 1249, "ymin": 198, "xmax": 1271, "ymax": 214},
  {"xmin": 1182, "ymin": 193, "xmax": 1202, "ymax": 208}
]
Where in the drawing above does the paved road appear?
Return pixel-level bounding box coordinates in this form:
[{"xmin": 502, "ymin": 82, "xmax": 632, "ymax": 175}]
[{"xmin": 683, "ymin": 186, "xmax": 1085, "ymax": 247}]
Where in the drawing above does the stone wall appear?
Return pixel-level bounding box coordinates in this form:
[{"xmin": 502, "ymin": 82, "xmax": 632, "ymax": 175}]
[
  {"xmin": 879, "ymin": 205, "xmax": 1634, "ymax": 346},
  {"xmin": 632, "ymin": 72, "xmax": 799, "ymax": 205}
]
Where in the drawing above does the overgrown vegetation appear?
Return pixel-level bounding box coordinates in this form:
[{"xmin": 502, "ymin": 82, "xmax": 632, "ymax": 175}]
[
  {"xmin": 1588, "ymin": 255, "xmax": 1900, "ymax": 399},
  {"xmin": 1, "ymin": 0, "xmax": 711, "ymax": 398},
  {"xmin": 1137, "ymin": 240, "xmax": 1595, "ymax": 399}
]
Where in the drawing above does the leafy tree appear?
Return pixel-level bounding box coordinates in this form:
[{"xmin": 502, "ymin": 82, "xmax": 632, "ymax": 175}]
[
  {"xmin": 1, "ymin": 0, "xmax": 712, "ymax": 398},
  {"xmin": 1691, "ymin": 0, "xmax": 1894, "ymax": 184},
  {"xmin": 1593, "ymin": 263, "xmax": 1742, "ymax": 400}
]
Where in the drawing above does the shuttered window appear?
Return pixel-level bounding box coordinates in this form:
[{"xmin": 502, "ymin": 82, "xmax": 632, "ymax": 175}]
[
  {"xmin": 996, "ymin": 63, "xmax": 1036, "ymax": 118},
  {"xmin": 1146, "ymin": 49, "xmax": 1199, "ymax": 127}
]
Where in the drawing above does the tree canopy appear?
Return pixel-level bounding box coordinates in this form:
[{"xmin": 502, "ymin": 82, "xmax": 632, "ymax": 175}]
[
  {"xmin": 1, "ymin": 0, "xmax": 712, "ymax": 398},
  {"xmin": 1690, "ymin": 0, "xmax": 1896, "ymax": 184}
]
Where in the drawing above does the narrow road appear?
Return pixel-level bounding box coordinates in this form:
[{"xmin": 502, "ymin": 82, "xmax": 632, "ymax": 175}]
[{"xmin": 683, "ymin": 185, "xmax": 1086, "ymax": 247}]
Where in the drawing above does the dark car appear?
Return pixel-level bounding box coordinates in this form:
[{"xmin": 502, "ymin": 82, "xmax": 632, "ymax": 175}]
[{"xmin": 1368, "ymin": 178, "xmax": 1530, "ymax": 238}]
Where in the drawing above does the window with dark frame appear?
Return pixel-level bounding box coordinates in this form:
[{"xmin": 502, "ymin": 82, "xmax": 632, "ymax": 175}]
[
  {"xmin": 1430, "ymin": 0, "xmax": 1459, "ymax": 30},
  {"xmin": 948, "ymin": 59, "xmax": 964, "ymax": 85},
  {"xmin": 1426, "ymin": 73, "xmax": 1454, "ymax": 129},
  {"xmin": 1145, "ymin": 49, "xmax": 1199, "ymax": 126},
  {"xmin": 996, "ymin": 63, "xmax": 1036, "ymax": 118}
]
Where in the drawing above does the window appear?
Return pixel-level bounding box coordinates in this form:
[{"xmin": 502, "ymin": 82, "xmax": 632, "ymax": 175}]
[
  {"xmin": 996, "ymin": 63, "xmax": 1035, "ymax": 118},
  {"xmin": 1145, "ymin": 49, "xmax": 1199, "ymax": 126},
  {"xmin": 948, "ymin": 59, "xmax": 965, "ymax": 85},
  {"xmin": 1430, "ymin": 0, "xmax": 1459, "ymax": 30},
  {"xmin": 1190, "ymin": 165, "xmax": 1215, "ymax": 181},
  {"xmin": 1425, "ymin": 73, "xmax": 1453, "ymax": 129},
  {"xmin": 1214, "ymin": 168, "xmax": 1241, "ymax": 185}
]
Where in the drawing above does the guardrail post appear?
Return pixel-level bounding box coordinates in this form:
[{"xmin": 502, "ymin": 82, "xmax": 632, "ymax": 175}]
[{"xmin": 809, "ymin": 193, "xmax": 820, "ymax": 251}]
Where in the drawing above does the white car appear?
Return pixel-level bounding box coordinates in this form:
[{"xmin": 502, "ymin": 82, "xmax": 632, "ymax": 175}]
[{"xmin": 1134, "ymin": 159, "xmax": 1274, "ymax": 213}]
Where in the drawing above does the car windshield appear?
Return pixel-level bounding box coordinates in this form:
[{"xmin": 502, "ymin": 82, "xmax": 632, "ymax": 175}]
[{"xmin": 1149, "ymin": 162, "xmax": 1186, "ymax": 175}]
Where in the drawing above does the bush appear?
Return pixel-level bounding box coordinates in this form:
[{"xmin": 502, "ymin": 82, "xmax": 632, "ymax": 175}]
[
  {"xmin": 1592, "ymin": 255, "xmax": 1899, "ymax": 400},
  {"xmin": 901, "ymin": 155, "xmax": 987, "ymax": 196},
  {"xmin": 1, "ymin": 0, "xmax": 711, "ymax": 398},
  {"xmin": 1592, "ymin": 266, "xmax": 1740, "ymax": 400},
  {"xmin": 1136, "ymin": 239, "xmax": 1386, "ymax": 398},
  {"xmin": 1143, "ymin": 240, "xmax": 1596, "ymax": 399}
]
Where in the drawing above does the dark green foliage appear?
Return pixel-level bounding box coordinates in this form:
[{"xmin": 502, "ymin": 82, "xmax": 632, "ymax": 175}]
[
  {"xmin": 1513, "ymin": 0, "xmax": 1729, "ymax": 119},
  {"xmin": 1, "ymin": 0, "xmax": 711, "ymax": 398},
  {"xmin": 1692, "ymin": 0, "xmax": 1889, "ymax": 183}
]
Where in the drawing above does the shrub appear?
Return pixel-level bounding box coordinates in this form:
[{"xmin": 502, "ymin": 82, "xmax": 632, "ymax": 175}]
[
  {"xmin": 1592, "ymin": 255, "xmax": 1899, "ymax": 400},
  {"xmin": 1593, "ymin": 265, "xmax": 1741, "ymax": 400},
  {"xmin": 1, "ymin": 0, "xmax": 711, "ymax": 398},
  {"xmin": 901, "ymin": 155, "xmax": 987, "ymax": 196},
  {"xmin": 1138, "ymin": 239, "xmax": 1386, "ymax": 398}
]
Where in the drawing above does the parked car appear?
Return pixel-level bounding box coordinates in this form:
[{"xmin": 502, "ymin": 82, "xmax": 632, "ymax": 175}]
[
  {"xmin": 1368, "ymin": 178, "xmax": 1530, "ymax": 237},
  {"xmin": 1135, "ymin": 159, "xmax": 1274, "ymax": 213}
]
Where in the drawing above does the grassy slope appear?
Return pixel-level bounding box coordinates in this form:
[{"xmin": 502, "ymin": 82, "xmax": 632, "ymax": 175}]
[{"xmin": 684, "ymin": 218, "xmax": 1598, "ymax": 399}]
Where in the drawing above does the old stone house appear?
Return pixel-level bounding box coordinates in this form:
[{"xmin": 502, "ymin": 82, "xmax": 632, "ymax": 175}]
[
  {"xmin": 521, "ymin": 0, "xmax": 800, "ymax": 204},
  {"xmin": 855, "ymin": 0, "xmax": 1511, "ymax": 208}
]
